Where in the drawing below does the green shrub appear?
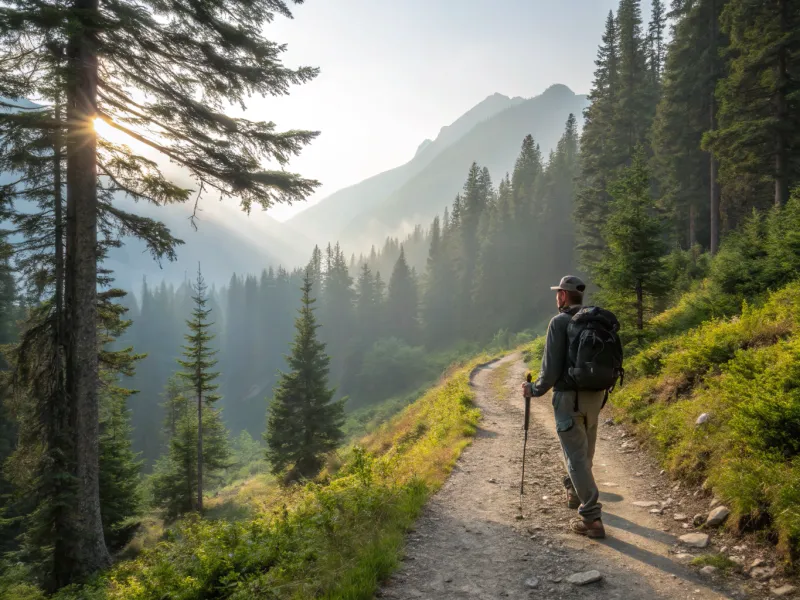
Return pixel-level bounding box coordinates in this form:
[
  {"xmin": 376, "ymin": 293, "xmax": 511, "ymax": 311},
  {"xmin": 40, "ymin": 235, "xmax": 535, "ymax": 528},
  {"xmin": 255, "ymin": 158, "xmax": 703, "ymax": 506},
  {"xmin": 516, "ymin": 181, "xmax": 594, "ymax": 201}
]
[{"xmin": 611, "ymin": 283, "xmax": 800, "ymax": 560}]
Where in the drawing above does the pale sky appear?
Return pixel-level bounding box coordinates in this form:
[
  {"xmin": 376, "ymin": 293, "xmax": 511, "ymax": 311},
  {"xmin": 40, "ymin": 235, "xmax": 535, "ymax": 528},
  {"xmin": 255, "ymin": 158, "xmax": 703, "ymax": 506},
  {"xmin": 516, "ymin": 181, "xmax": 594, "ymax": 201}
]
[{"xmin": 256, "ymin": 0, "xmax": 655, "ymax": 222}]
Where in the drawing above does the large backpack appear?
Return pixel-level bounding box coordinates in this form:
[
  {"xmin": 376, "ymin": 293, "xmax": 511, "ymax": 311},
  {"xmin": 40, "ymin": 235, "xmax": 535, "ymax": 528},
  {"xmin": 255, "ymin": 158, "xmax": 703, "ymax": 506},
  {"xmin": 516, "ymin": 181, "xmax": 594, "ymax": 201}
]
[{"xmin": 566, "ymin": 306, "xmax": 624, "ymax": 409}]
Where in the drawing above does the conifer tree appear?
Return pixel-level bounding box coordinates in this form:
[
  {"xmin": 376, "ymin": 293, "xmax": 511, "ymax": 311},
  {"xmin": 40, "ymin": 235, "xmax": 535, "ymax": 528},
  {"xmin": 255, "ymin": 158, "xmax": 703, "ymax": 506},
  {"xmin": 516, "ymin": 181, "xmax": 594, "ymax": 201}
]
[
  {"xmin": 0, "ymin": 248, "xmax": 23, "ymax": 556},
  {"xmin": 161, "ymin": 374, "xmax": 188, "ymax": 442},
  {"xmin": 386, "ymin": 247, "xmax": 420, "ymax": 344},
  {"xmin": 615, "ymin": 0, "xmax": 657, "ymax": 156},
  {"xmin": 541, "ymin": 115, "xmax": 581, "ymax": 283},
  {"xmin": 320, "ymin": 243, "xmax": 354, "ymax": 382},
  {"xmin": 575, "ymin": 11, "xmax": 622, "ymax": 268},
  {"xmin": 422, "ymin": 216, "xmax": 458, "ymax": 347},
  {"xmin": 652, "ymin": 0, "xmax": 727, "ymax": 251},
  {"xmin": 473, "ymin": 179, "xmax": 514, "ymax": 339},
  {"xmin": 97, "ymin": 374, "xmax": 141, "ymax": 550},
  {"xmin": 265, "ymin": 273, "xmax": 344, "ymax": 480},
  {"xmin": 355, "ymin": 262, "xmax": 381, "ymax": 346},
  {"xmin": 460, "ymin": 163, "xmax": 491, "ymax": 329},
  {"xmin": 647, "ymin": 0, "xmax": 667, "ymax": 85},
  {"xmin": 595, "ymin": 147, "xmax": 668, "ymax": 331},
  {"xmin": 704, "ymin": 0, "xmax": 800, "ymax": 209},
  {"xmin": 175, "ymin": 266, "xmax": 227, "ymax": 513}
]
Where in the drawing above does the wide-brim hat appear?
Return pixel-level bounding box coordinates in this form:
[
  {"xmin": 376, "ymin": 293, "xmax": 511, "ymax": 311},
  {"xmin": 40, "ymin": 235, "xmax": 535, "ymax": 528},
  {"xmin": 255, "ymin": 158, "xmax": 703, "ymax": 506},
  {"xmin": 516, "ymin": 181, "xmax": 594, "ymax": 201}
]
[{"xmin": 550, "ymin": 275, "xmax": 586, "ymax": 293}]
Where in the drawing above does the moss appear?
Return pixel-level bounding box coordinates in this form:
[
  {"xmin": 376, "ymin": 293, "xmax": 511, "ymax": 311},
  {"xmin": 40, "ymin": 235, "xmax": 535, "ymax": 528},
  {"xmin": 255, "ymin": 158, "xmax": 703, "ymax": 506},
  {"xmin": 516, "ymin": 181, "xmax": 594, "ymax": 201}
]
[{"xmin": 690, "ymin": 554, "xmax": 739, "ymax": 572}]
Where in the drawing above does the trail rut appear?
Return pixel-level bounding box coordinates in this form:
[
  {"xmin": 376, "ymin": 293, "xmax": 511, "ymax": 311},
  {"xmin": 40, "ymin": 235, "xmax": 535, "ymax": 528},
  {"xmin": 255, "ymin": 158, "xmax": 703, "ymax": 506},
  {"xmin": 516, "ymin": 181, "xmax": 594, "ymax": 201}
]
[{"xmin": 378, "ymin": 354, "xmax": 755, "ymax": 600}]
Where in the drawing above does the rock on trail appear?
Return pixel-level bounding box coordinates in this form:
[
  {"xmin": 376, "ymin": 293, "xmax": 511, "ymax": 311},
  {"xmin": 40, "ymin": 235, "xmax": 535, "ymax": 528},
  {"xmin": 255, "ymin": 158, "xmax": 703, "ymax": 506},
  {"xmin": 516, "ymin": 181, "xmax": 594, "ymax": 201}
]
[{"xmin": 378, "ymin": 355, "xmax": 747, "ymax": 599}]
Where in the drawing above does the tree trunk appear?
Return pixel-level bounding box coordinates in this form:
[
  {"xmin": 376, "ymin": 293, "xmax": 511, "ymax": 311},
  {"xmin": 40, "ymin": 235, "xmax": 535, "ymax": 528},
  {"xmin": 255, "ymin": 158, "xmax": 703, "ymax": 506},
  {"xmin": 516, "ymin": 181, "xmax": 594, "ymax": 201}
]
[
  {"xmin": 775, "ymin": 0, "xmax": 789, "ymax": 207},
  {"xmin": 60, "ymin": 0, "xmax": 110, "ymax": 584},
  {"xmin": 689, "ymin": 203, "xmax": 697, "ymax": 249},
  {"xmin": 48, "ymin": 99, "xmax": 72, "ymax": 593},
  {"xmin": 709, "ymin": 0, "xmax": 721, "ymax": 254},
  {"xmin": 197, "ymin": 381, "xmax": 203, "ymax": 513},
  {"xmin": 635, "ymin": 279, "xmax": 644, "ymax": 331}
]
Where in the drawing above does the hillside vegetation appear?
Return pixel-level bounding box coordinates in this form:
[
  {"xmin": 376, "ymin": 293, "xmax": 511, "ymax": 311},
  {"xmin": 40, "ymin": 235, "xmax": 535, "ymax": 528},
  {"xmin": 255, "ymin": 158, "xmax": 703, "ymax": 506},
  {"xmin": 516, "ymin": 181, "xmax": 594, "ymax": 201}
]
[
  {"xmin": 1, "ymin": 357, "xmax": 488, "ymax": 600},
  {"xmin": 616, "ymin": 284, "xmax": 800, "ymax": 559}
]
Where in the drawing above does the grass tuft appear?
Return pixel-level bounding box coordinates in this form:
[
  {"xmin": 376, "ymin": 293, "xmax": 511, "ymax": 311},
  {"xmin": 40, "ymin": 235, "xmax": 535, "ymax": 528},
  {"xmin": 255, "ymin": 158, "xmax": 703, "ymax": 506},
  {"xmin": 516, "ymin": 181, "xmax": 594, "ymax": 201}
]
[{"xmin": 690, "ymin": 554, "xmax": 739, "ymax": 572}]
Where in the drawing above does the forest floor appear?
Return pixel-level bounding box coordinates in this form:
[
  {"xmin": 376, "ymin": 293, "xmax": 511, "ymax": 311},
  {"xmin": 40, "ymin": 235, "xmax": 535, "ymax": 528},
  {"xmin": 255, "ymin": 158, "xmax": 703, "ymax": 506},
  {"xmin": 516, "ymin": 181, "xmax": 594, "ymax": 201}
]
[{"xmin": 377, "ymin": 354, "xmax": 791, "ymax": 600}]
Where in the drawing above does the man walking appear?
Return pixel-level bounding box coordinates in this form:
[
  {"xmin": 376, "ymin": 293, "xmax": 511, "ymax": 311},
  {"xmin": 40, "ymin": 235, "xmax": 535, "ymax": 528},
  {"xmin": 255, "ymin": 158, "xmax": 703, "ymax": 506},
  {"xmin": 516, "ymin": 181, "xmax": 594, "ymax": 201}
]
[{"xmin": 523, "ymin": 275, "xmax": 607, "ymax": 539}]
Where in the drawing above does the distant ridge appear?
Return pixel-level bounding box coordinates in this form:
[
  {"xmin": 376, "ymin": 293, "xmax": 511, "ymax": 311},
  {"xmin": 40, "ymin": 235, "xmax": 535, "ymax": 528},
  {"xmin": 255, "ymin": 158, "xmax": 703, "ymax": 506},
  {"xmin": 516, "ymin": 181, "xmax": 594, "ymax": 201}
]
[
  {"xmin": 287, "ymin": 92, "xmax": 526, "ymax": 246},
  {"xmin": 291, "ymin": 84, "xmax": 588, "ymax": 251}
]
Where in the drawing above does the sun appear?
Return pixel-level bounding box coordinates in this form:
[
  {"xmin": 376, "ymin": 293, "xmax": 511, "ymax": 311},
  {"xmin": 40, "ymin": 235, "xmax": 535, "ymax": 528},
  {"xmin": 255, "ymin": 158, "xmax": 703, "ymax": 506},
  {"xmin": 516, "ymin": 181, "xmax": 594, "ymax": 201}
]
[
  {"xmin": 93, "ymin": 116, "xmax": 149, "ymax": 155},
  {"xmin": 93, "ymin": 116, "xmax": 123, "ymax": 143}
]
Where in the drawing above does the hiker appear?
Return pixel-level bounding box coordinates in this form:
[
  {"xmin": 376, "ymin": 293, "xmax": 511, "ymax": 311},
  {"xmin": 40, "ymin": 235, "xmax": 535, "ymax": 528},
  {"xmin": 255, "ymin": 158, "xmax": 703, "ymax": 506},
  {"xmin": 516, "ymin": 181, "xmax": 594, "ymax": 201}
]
[{"xmin": 522, "ymin": 275, "xmax": 623, "ymax": 540}]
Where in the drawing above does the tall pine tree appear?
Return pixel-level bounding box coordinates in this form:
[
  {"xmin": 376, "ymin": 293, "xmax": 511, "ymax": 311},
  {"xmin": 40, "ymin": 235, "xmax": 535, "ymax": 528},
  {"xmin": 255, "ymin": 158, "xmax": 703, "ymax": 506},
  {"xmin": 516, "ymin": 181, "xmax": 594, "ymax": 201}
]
[
  {"xmin": 265, "ymin": 273, "xmax": 344, "ymax": 480},
  {"xmin": 575, "ymin": 11, "xmax": 622, "ymax": 268},
  {"xmin": 596, "ymin": 147, "xmax": 669, "ymax": 331},
  {"xmin": 175, "ymin": 266, "xmax": 227, "ymax": 513},
  {"xmin": 386, "ymin": 247, "xmax": 420, "ymax": 345},
  {"xmin": 704, "ymin": 0, "xmax": 800, "ymax": 209}
]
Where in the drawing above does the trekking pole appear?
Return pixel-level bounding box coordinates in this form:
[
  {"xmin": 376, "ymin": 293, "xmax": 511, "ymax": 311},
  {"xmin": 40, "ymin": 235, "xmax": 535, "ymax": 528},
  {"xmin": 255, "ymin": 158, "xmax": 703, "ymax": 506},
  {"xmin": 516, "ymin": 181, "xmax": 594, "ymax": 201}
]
[{"xmin": 520, "ymin": 373, "xmax": 532, "ymax": 497}]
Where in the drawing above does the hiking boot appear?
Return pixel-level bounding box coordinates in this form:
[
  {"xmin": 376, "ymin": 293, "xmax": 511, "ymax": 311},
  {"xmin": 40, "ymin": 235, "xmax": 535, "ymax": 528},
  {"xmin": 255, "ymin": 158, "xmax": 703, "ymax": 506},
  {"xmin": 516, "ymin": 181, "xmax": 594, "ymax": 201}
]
[
  {"xmin": 570, "ymin": 517, "xmax": 605, "ymax": 539},
  {"xmin": 566, "ymin": 489, "xmax": 580, "ymax": 510}
]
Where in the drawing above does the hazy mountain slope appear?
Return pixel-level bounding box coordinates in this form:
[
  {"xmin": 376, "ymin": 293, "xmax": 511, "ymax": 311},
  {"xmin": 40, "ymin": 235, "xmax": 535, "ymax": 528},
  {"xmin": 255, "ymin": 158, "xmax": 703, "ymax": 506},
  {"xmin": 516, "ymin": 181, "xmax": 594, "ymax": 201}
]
[
  {"xmin": 287, "ymin": 93, "xmax": 524, "ymax": 245},
  {"xmin": 340, "ymin": 84, "xmax": 589, "ymax": 248}
]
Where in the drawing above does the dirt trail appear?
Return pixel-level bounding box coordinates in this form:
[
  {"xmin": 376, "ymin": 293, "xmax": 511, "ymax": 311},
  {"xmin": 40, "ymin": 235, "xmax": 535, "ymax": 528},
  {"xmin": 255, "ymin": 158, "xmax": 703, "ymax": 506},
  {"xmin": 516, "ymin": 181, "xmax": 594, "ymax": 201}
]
[{"xmin": 378, "ymin": 354, "xmax": 752, "ymax": 600}]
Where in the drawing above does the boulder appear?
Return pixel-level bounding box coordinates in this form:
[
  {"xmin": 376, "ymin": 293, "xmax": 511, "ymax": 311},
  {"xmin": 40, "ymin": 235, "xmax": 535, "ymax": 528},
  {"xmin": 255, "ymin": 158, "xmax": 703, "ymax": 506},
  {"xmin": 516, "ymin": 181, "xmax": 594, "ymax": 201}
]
[
  {"xmin": 673, "ymin": 513, "xmax": 689, "ymax": 522},
  {"xmin": 700, "ymin": 566, "xmax": 718, "ymax": 576},
  {"xmin": 679, "ymin": 533, "xmax": 710, "ymax": 548},
  {"xmin": 706, "ymin": 506, "xmax": 730, "ymax": 527},
  {"xmin": 566, "ymin": 570, "xmax": 603, "ymax": 585},
  {"xmin": 772, "ymin": 585, "xmax": 797, "ymax": 597},
  {"xmin": 633, "ymin": 501, "xmax": 661, "ymax": 508},
  {"xmin": 696, "ymin": 413, "xmax": 711, "ymax": 426}
]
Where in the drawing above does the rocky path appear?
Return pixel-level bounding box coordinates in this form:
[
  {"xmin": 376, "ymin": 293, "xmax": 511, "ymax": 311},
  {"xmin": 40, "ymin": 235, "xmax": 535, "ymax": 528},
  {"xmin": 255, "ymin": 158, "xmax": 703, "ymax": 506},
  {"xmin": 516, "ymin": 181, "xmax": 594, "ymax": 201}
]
[{"xmin": 377, "ymin": 354, "xmax": 769, "ymax": 600}]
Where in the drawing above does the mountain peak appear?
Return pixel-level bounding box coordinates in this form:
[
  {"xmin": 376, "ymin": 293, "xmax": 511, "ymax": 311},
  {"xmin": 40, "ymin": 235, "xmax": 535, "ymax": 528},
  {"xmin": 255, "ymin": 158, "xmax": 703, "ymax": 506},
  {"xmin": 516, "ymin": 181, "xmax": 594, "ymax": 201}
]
[
  {"xmin": 415, "ymin": 138, "xmax": 434, "ymax": 157},
  {"xmin": 541, "ymin": 83, "xmax": 575, "ymax": 98}
]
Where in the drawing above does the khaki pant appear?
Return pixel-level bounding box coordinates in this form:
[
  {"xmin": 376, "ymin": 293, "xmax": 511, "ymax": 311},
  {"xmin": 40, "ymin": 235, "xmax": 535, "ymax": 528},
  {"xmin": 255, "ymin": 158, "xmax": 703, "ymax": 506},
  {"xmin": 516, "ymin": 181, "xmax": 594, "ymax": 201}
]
[{"xmin": 552, "ymin": 389, "xmax": 605, "ymax": 522}]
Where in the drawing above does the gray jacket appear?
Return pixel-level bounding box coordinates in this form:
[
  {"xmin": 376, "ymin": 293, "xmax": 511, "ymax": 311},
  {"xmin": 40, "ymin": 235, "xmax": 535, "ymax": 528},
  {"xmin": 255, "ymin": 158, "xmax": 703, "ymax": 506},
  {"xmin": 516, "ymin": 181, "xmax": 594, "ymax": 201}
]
[{"xmin": 530, "ymin": 305, "xmax": 581, "ymax": 397}]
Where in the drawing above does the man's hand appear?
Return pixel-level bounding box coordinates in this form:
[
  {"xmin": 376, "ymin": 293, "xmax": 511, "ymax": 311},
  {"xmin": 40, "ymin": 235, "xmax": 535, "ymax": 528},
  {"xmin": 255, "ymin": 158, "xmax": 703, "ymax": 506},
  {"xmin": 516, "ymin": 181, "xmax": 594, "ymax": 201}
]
[{"xmin": 522, "ymin": 382, "xmax": 533, "ymax": 398}]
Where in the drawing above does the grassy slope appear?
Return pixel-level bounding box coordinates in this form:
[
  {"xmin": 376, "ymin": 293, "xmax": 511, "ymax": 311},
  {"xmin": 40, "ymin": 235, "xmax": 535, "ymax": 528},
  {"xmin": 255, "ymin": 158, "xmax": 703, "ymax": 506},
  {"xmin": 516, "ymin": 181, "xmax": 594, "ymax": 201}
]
[
  {"xmin": 39, "ymin": 355, "xmax": 492, "ymax": 600},
  {"xmin": 524, "ymin": 283, "xmax": 800, "ymax": 562}
]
